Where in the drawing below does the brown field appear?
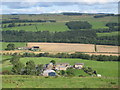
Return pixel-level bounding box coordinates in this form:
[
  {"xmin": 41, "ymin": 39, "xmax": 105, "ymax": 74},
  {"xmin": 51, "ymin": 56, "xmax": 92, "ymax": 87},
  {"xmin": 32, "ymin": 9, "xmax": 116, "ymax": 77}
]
[
  {"xmin": 27, "ymin": 43, "xmax": 95, "ymax": 53},
  {"xmin": 96, "ymin": 45, "xmax": 119, "ymax": 53},
  {"xmin": 27, "ymin": 42, "xmax": 119, "ymax": 53},
  {"xmin": 0, "ymin": 42, "xmax": 119, "ymax": 56}
]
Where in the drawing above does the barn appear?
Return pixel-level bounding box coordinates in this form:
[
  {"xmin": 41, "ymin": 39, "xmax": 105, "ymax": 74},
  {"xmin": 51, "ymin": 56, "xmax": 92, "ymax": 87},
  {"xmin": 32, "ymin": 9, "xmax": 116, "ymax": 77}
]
[{"xmin": 42, "ymin": 70, "xmax": 56, "ymax": 76}]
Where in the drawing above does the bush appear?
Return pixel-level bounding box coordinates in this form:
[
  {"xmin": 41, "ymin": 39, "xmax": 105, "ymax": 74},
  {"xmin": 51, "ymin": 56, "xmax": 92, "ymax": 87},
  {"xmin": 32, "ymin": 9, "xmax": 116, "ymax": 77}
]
[{"xmin": 2, "ymin": 70, "xmax": 11, "ymax": 75}]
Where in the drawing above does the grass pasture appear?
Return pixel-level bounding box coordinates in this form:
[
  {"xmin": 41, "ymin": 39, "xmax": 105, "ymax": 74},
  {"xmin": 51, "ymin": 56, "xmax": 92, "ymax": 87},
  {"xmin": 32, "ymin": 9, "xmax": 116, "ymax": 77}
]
[
  {"xmin": 97, "ymin": 31, "xmax": 119, "ymax": 37},
  {"xmin": 20, "ymin": 57, "xmax": 119, "ymax": 77},
  {"xmin": 3, "ymin": 22, "xmax": 69, "ymax": 32},
  {"xmin": 1, "ymin": 42, "xmax": 26, "ymax": 50},
  {"xmin": 2, "ymin": 56, "xmax": 119, "ymax": 77},
  {"xmin": 2, "ymin": 56, "xmax": 119, "ymax": 88},
  {"xmin": 2, "ymin": 75, "xmax": 118, "ymax": 88},
  {"xmin": 2, "ymin": 15, "xmax": 118, "ymax": 32}
]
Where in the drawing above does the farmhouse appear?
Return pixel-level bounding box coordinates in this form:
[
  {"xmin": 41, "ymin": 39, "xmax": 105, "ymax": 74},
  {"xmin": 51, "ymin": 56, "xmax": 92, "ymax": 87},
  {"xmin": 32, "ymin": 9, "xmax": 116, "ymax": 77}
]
[
  {"xmin": 43, "ymin": 70, "xmax": 56, "ymax": 76},
  {"xmin": 56, "ymin": 63, "xmax": 69, "ymax": 67},
  {"xmin": 55, "ymin": 63, "xmax": 70, "ymax": 70},
  {"xmin": 73, "ymin": 63, "xmax": 84, "ymax": 69},
  {"xmin": 55, "ymin": 66, "xmax": 67, "ymax": 70}
]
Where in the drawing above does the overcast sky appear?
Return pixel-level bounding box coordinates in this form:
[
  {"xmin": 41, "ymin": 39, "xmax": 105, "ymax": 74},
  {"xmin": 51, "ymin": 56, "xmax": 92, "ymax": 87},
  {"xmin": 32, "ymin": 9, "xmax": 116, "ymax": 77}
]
[{"xmin": 0, "ymin": 0, "xmax": 119, "ymax": 14}]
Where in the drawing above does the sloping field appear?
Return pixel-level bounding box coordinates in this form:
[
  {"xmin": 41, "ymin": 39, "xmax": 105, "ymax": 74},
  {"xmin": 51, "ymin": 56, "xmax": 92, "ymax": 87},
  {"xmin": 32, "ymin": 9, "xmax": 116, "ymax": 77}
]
[{"xmin": 27, "ymin": 43, "xmax": 95, "ymax": 53}]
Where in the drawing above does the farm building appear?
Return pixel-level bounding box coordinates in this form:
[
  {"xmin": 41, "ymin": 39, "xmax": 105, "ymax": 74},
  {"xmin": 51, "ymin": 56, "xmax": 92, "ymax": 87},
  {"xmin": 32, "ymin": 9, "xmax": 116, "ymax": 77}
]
[
  {"xmin": 55, "ymin": 63, "xmax": 70, "ymax": 70},
  {"xmin": 46, "ymin": 63, "xmax": 54, "ymax": 70},
  {"xmin": 16, "ymin": 47, "xmax": 31, "ymax": 50},
  {"xmin": 55, "ymin": 66, "xmax": 67, "ymax": 70},
  {"xmin": 56, "ymin": 63, "xmax": 69, "ymax": 67},
  {"xmin": 31, "ymin": 46, "xmax": 40, "ymax": 51},
  {"xmin": 16, "ymin": 46, "xmax": 40, "ymax": 51},
  {"xmin": 43, "ymin": 70, "xmax": 56, "ymax": 76},
  {"xmin": 73, "ymin": 63, "xmax": 84, "ymax": 69}
]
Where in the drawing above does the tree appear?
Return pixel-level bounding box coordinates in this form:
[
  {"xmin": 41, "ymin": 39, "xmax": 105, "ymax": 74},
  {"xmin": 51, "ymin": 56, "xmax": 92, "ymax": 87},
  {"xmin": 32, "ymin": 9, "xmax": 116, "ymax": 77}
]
[
  {"xmin": 10, "ymin": 55, "xmax": 21, "ymax": 64},
  {"xmin": 23, "ymin": 24, "xmax": 26, "ymax": 26},
  {"xmin": 5, "ymin": 44, "xmax": 15, "ymax": 50},
  {"xmin": 50, "ymin": 60, "xmax": 56, "ymax": 65},
  {"xmin": 11, "ymin": 61, "xmax": 24, "ymax": 75},
  {"xmin": 3, "ymin": 25, "xmax": 7, "ymax": 28},
  {"xmin": 24, "ymin": 60, "xmax": 36, "ymax": 75},
  {"xmin": 60, "ymin": 70, "xmax": 65, "ymax": 76},
  {"xmin": 8, "ymin": 23, "xmax": 15, "ymax": 27},
  {"xmin": 36, "ymin": 64, "xmax": 43, "ymax": 75},
  {"xmin": 18, "ymin": 24, "xmax": 21, "ymax": 26}
]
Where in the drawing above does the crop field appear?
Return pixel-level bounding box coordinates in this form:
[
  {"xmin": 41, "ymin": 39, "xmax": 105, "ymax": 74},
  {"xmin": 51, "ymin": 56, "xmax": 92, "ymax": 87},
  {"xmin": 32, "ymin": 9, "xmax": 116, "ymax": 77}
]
[
  {"xmin": 27, "ymin": 42, "xmax": 95, "ymax": 53},
  {"xmin": 2, "ymin": 57, "xmax": 119, "ymax": 88},
  {"xmin": 96, "ymin": 45, "xmax": 119, "ymax": 53},
  {"xmin": 97, "ymin": 31, "xmax": 119, "ymax": 37},
  {"xmin": 1, "ymin": 42, "xmax": 119, "ymax": 56},
  {"xmin": 27, "ymin": 42, "xmax": 119, "ymax": 54}
]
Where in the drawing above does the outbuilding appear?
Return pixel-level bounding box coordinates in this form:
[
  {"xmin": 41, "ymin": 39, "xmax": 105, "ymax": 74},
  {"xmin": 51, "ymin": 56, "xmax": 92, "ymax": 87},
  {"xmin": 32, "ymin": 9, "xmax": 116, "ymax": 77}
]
[
  {"xmin": 43, "ymin": 70, "xmax": 56, "ymax": 76},
  {"xmin": 73, "ymin": 63, "xmax": 84, "ymax": 69}
]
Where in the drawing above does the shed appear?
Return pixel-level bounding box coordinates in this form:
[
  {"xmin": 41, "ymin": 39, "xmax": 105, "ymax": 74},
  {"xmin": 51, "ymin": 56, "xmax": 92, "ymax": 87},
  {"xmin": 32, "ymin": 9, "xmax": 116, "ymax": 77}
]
[
  {"xmin": 43, "ymin": 70, "xmax": 56, "ymax": 76},
  {"xmin": 74, "ymin": 63, "xmax": 84, "ymax": 69}
]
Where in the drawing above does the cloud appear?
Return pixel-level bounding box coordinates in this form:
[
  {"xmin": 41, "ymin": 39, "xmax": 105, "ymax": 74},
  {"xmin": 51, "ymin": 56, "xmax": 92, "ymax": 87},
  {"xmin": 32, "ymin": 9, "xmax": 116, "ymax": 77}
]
[
  {"xmin": 1, "ymin": 0, "xmax": 118, "ymax": 14},
  {"xmin": 2, "ymin": 2, "xmax": 38, "ymax": 9}
]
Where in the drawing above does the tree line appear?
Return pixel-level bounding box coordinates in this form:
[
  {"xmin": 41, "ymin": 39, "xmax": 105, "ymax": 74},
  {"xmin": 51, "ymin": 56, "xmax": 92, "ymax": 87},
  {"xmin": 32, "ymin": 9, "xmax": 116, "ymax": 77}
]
[
  {"xmin": 21, "ymin": 52, "xmax": 119, "ymax": 61},
  {"xmin": 93, "ymin": 14, "xmax": 117, "ymax": 18},
  {"xmin": 2, "ymin": 23, "xmax": 33, "ymax": 28},
  {"xmin": 2, "ymin": 19, "xmax": 56, "ymax": 24},
  {"xmin": 2, "ymin": 52, "xmax": 119, "ymax": 61}
]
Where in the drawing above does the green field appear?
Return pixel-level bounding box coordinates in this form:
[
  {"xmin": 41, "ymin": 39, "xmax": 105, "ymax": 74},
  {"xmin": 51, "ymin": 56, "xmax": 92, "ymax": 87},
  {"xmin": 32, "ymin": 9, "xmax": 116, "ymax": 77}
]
[
  {"xmin": 20, "ymin": 57, "xmax": 118, "ymax": 77},
  {"xmin": 2, "ymin": 56, "xmax": 119, "ymax": 77},
  {"xmin": 2, "ymin": 56, "xmax": 119, "ymax": 88},
  {"xmin": 2, "ymin": 15, "xmax": 118, "ymax": 32},
  {"xmin": 1, "ymin": 42, "xmax": 26, "ymax": 50},
  {"xmin": 3, "ymin": 22, "xmax": 69, "ymax": 32},
  {"xmin": 97, "ymin": 31, "xmax": 119, "ymax": 37},
  {"xmin": 2, "ymin": 75, "xmax": 118, "ymax": 88}
]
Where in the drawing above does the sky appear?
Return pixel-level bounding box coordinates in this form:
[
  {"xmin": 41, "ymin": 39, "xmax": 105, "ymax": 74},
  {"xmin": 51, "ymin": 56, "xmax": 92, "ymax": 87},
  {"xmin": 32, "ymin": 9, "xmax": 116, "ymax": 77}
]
[{"xmin": 0, "ymin": 0, "xmax": 119, "ymax": 14}]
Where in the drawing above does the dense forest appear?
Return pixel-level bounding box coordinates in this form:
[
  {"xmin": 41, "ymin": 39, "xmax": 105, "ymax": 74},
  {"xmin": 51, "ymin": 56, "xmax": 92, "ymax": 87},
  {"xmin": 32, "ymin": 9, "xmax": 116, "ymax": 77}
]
[
  {"xmin": 66, "ymin": 21, "xmax": 92, "ymax": 29},
  {"xmin": 1, "ymin": 30, "xmax": 119, "ymax": 45}
]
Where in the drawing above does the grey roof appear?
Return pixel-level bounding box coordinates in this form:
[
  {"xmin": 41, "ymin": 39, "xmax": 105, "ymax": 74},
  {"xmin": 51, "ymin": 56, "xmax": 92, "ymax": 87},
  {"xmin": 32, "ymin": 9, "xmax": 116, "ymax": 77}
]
[
  {"xmin": 56, "ymin": 63, "xmax": 69, "ymax": 65},
  {"xmin": 75, "ymin": 63, "xmax": 84, "ymax": 65},
  {"xmin": 43, "ymin": 70, "xmax": 55, "ymax": 73}
]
